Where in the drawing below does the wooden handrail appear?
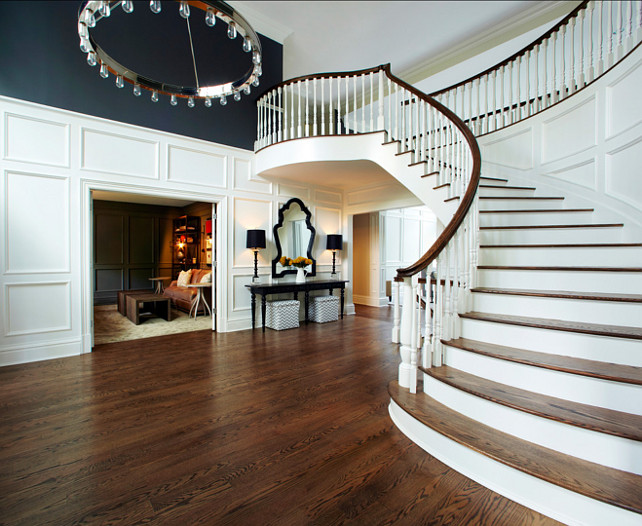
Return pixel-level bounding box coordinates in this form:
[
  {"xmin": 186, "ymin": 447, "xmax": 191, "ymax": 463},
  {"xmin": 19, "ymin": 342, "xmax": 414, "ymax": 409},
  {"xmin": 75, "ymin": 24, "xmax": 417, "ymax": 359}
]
[
  {"xmin": 429, "ymin": 1, "xmax": 588, "ymax": 98},
  {"xmin": 385, "ymin": 65, "xmax": 482, "ymax": 278}
]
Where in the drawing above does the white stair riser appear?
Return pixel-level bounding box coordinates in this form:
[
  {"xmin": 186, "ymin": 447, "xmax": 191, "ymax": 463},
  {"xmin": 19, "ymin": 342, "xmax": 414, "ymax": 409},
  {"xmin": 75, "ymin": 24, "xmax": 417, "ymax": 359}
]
[
  {"xmin": 476, "ymin": 268, "xmax": 642, "ymax": 293},
  {"xmin": 479, "ymin": 199, "xmax": 565, "ymax": 210},
  {"xmin": 423, "ymin": 374, "xmax": 642, "ymax": 475},
  {"xmin": 443, "ymin": 345, "xmax": 642, "ymax": 415},
  {"xmin": 390, "ymin": 400, "xmax": 642, "ymax": 526},
  {"xmin": 460, "ymin": 317, "xmax": 642, "ymax": 366},
  {"xmin": 472, "ymin": 293, "xmax": 642, "ymax": 327},
  {"xmin": 479, "ymin": 188, "xmax": 536, "ymax": 197},
  {"xmin": 480, "ymin": 227, "xmax": 623, "ymax": 244},
  {"xmin": 480, "ymin": 211, "xmax": 594, "ymax": 227},
  {"xmin": 479, "ymin": 246, "xmax": 642, "ymax": 266}
]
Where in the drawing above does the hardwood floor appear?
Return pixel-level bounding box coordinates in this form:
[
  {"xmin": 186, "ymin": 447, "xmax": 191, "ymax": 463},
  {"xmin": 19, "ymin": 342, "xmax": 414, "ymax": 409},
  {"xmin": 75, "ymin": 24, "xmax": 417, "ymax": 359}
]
[{"xmin": 0, "ymin": 306, "xmax": 558, "ymax": 525}]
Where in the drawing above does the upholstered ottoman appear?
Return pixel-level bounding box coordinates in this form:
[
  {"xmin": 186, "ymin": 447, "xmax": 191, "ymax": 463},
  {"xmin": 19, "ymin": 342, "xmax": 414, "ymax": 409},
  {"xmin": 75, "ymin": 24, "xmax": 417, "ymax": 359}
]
[
  {"xmin": 266, "ymin": 300, "xmax": 300, "ymax": 330},
  {"xmin": 310, "ymin": 295, "xmax": 339, "ymax": 323}
]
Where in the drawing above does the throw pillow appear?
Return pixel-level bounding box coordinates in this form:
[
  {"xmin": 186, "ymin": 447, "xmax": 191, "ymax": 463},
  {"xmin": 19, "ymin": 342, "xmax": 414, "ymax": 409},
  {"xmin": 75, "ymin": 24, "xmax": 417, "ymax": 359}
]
[
  {"xmin": 200, "ymin": 271, "xmax": 212, "ymax": 283},
  {"xmin": 177, "ymin": 269, "xmax": 192, "ymax": 287}
]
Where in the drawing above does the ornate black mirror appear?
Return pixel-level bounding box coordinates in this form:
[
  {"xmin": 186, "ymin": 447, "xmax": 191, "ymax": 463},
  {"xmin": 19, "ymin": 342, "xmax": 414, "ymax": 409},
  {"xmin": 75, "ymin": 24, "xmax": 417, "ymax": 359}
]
[{"xmin": 272, "ymin": 198, "xmax": 316, "ymax": 278}]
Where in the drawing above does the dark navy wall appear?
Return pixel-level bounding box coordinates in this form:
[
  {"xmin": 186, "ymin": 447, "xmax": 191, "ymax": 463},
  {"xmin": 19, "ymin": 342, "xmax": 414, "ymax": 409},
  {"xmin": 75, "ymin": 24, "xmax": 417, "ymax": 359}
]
[{"xmin": 0, "ymin": 1, "xmax": 282, "ymax": 151}]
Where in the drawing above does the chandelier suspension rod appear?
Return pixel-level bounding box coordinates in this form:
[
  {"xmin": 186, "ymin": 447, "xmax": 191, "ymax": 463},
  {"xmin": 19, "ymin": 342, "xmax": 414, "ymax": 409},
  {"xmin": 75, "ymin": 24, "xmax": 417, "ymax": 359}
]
[{"xmin": 185, "ymin": 16, "xmax": 200, "ymax": 89}]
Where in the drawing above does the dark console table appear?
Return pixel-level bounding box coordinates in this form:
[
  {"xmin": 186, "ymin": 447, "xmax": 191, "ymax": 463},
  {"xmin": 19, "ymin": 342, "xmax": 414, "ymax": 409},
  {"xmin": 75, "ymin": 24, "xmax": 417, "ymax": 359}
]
[{"xmin": 246, "ymin": 279, "xmax": 348, "ymax": 332}]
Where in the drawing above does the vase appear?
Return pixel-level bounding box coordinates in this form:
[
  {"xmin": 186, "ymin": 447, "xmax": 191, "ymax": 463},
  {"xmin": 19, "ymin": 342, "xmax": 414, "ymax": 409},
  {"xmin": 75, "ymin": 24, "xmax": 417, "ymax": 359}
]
[{"xmin": 296, "ymin": 267, "xmax": 306, "ymax": 283}]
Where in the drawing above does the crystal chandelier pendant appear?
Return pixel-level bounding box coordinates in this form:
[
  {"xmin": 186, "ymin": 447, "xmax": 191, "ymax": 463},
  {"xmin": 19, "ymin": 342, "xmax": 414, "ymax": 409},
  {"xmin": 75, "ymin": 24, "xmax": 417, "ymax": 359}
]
[
  {"xmin": 205, "ymin": 8, "xmax": 216, "ymax": 27},
  {"xmin": 252, "ymin": 77, "xmax": 260, "ymax": 88},
  {"xmin": 188, "ymin": 96, "xmax": 195, "ymax": 108},
  {"xmin": 243, "ymin": 37, "xmax": 252, "ymax": 53},
  {"xmin": 179, "ymin": 2, "xmax": 190, "ymax": 19},
  {"xmin": 133, "ymin": 84, "xmax": 142, "ymax": 96},
  {"xmin": 99, "ymin": 62, "xmax": 109, "ymax": 78},
  {"xmin": 116, "ymin": 75, "xmax": 124, "ymax": 88},
  {"xmin": 227, "ymin": 22, "xmax": 237, "ymax": 39},
  {"xmin": 243, "ymin": 85, "xmax": 251, "ymax": 95},
  {"xmin": 170, "ymin": 94, "xmax": 178, "ymax": 106},
  {"xmin": 151, "ymin": 91, "xmax": 159, "ymax": 102},
  {"xmin": 234, "ymin": 91, "xmax": 241, "ymax": 102},
  {"xmin": 220, "ymin": 96, "xmax": 227, "ymax": 106},
  {"xmin": 87, "ymin": 51, "xmax": 97, "ymax": 67},
  {"xmin": 150, "ymin": 0, "xmax": 161, "ymax": 14},
  {"xmin": 98, "ymin": 1, "xmax": 110, "ymax": 17},
  {"xmin": 122, "ymin": 1, "xmax": 134, "ymax": 14},
  {"xmin": 204, "ymin": 98, "xmax": 212, "ymax": 107}
]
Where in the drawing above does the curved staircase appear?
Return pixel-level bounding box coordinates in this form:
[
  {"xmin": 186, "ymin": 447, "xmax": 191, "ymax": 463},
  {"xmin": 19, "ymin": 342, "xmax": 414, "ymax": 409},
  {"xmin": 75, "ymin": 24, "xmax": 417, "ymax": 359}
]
[{"xmin": 255, "ymin": 1, "xmax": 642, "ymax": 523}]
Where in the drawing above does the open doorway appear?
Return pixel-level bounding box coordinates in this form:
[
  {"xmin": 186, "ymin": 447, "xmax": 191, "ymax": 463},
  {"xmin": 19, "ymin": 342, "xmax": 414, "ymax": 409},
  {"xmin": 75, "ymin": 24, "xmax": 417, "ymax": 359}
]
[{"xmin": 90, "ymin": 190, "xmax": 216, "ymax": 345}]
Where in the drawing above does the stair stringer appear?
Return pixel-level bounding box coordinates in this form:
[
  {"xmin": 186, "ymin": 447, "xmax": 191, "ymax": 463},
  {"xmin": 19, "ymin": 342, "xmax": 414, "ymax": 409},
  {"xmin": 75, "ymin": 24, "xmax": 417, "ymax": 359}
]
[{"xmin": 255, "ymin": 132, "xmax": 459, "ymax": 227}]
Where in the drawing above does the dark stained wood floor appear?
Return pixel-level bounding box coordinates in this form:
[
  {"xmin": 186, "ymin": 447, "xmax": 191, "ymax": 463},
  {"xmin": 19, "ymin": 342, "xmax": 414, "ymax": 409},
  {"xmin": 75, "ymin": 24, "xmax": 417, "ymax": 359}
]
[{"xmin": 0, "ymin": 306, "xmax": 558, "ymax": 525}]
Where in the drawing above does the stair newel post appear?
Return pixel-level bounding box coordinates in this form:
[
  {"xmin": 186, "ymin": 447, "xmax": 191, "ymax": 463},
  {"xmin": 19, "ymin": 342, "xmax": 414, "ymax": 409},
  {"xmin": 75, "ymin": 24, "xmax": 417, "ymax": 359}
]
[
  {"xmin": 392, "ymin": 277, "xmax": 401, "ymax": 343},
  {"xmin": 398, "ymin": 275, "xmax": 418, "ymax": 392},
  {"xmin": 434, "ymin": 254, "xmax": 444, "ymax": 367},
  {"xmin": 451, "ymin": 231, "xmax": 460, "ymax": 340},
  {"xmin": 422, "ymin": 275, "xmax": 432, "ymax": 369}
]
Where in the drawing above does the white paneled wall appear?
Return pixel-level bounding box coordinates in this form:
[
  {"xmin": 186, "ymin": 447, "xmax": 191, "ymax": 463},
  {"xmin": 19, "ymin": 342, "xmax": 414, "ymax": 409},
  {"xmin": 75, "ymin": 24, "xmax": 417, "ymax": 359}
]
[
  {"xmin": 0, "ymin": 95, "xmax": 344, "ymax": 365},
  {"xmin": 479, "ymin": 46, "xmax": 642, "ymax": 233}
]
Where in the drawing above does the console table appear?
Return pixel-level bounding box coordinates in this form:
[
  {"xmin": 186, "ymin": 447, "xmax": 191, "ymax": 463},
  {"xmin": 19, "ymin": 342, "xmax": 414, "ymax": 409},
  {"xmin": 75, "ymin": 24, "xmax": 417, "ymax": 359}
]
[{"xmin": 246, "ymin": 279, "xmax": 348, "ymax": 332}]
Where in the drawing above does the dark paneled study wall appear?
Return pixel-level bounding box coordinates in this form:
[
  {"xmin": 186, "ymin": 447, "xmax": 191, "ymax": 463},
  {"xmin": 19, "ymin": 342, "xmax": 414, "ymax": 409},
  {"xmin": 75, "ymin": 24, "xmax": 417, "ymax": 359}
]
[
  {"xmin": 93, "ymin": 200, "xmax": 180, "ymax": 305},
  {"xmin": 0, "ymin": 1, "xmax": 283, "ymax": 150}
]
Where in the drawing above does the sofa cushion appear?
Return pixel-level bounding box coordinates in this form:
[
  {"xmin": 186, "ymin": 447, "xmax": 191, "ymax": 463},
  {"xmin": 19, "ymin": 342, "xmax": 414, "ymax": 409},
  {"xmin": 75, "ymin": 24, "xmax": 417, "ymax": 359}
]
[
  {"xmin": 190, "ymin": 269, "xmax": 210, "ymax": 284},
  {"xmin": 177, "ymin": 269, "xmax": 192, "ymax": 287},
  {"xmin": 199, "ymin": 271, "xmax": 212, "ymax": 283}
]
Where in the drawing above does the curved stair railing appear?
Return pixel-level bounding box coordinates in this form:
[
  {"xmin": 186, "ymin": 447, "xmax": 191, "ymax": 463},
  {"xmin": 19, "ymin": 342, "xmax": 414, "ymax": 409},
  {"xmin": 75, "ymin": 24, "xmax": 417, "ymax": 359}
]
[
  {"xmin": 430, "ymin": 0, "xmax": 642, "ymax": 135},
  {"xmin": 256, "ymin": 66, "xmax": 481, "ymax": 394}
]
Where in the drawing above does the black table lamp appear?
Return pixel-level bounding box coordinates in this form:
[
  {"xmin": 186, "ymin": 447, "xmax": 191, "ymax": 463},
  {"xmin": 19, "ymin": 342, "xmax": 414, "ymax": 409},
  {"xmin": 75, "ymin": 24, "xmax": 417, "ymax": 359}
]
[
  {"xmin": 246, "ymin": 229, "xmax": 266, "ymax": 282},
  {"xmin": 326, "ymin": 234, "xmax": 343, "ymax": 275}
]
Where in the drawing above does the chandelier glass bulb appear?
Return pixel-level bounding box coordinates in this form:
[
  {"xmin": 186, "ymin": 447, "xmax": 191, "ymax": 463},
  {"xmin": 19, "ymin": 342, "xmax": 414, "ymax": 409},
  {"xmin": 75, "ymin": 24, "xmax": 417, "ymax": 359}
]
[
  {"xmin": 227, "ymin": 21, "xmax": 237, "ymax": 39},
  {"xmin": 188, "ymin": 96, "xmax": 195, "ymax": 108},
  {"xmin": 252, "ymin": 50, "xmax": 261, "ymax": 65},
  {"xmin": 87, "ymin": 51, "xmax": 97, "ymax": 66},
  {"xmin": 79, "ymin": 23, "xmax": 88, "ymax": 39},
  {"xmin": 150, "ymin": 0, "xmax": 161, "ymax": 14},
  {"xmin": 98, "ymin": 1, "xmax": 110, "ymax": 17},
  {"xmin": 80, "ymin": 38, "xmax": 90, "ymax": 53},
  {"xmin": 84, "ymin": 9, "xmax": 96, "ymax": 28},
  {"xmin": 99, "ymin": 62, "xmax": 109, "ymax": 78},
  {"xmin": 205, "ymin": 8, "xmax": 216, "ymax": 27},
  {"xmin": 170, "ymin": 94, "xmax": 178, "ymax": 106},
  {"xmin": 116, "ymin": 75, "xmax": 124, "ymax": 88},
  {"xmin": 233, "ymin": 91, "xmax": 241, "ymax": 102},
  {"xmin": 179, "ymin": 2, "xmax": 190, "ymax": 19},
  {"xmin": 133, "ymin": 84, "xmax": 142, "ymax": 96},
  {"xmin": 243, "ymin": 37, "xmax": 252, "ymax": 53},
  {"xmin": 255, "ymin": 64, "xmax": 262, "ymax": 77},
  {"xmin": 204, "ymin": 98, "xmax": 212, "ymax": 107},
  {"xmin": 122, "ymin": 1, "xmax": 134, "ymax": 14},
  {"xmin": 151, "ymin": 90, "xmax": 159, "ymax": 102},
  {"xmin": 220, "ymin": 96, "xmax": 227, "ymax": 106},
  {"xmin": 252, "ymin": 77, "xmax": 259, "ymax": 88},
  {"xmin": 243, "ymin": 85, "xmax": 251, "ymax": 95}
]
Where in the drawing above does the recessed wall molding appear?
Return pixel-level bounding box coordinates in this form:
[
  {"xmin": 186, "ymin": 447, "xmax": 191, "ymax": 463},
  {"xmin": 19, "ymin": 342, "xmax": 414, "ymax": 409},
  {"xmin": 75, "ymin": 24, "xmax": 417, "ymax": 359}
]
[
  {"xmin": 4, "ymin": 281, "xmax": 71, "ymax": 336},
  {"xmin": 81, "ymin": 128, "xmax": 159, "ymax": 179},
  {"xmin": 605, "ymin": 136, "xmax": 642, "ymax": 211},
  {"xmin": 542, "ymin": 158, "xmax": 597, "ymax": 190},
  {"xmin": 233, "ymin": 157, "xmax": 272, "ymax": 194},
  {"xmin": 314, "ymin": 189, "xmax": 342, "ymax": 205},
  {"xmin": 606, "ymin": 56, "xmax": 642, "ymax": 139},
  {"xmin": 482, "ymin": 127, "xmax": 534, "ymax": 170},
  {"xmin": 4, "ymin": 113, "xmax": 70, "ymax": 168},
  {"xmin": 167, "ymin": 144, "xmax": 227, "ymax": 188},
  {"xmin": 542, "ymin": 96, "xmax": 596, "ymax": 163},
  {"xmin": 4, "ymin": 170, "xmax": 70, "ymax": 274},
  {"xmin": 277, "ymin": 183, "xmax": 310, "ymax": 201}
]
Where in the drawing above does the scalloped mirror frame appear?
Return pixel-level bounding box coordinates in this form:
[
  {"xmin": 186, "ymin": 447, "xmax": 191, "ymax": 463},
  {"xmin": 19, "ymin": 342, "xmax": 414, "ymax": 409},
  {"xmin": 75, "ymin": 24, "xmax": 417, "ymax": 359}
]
[{"xmin": 272, "ymin": 197, "xmax": 316, "ymax": 278}]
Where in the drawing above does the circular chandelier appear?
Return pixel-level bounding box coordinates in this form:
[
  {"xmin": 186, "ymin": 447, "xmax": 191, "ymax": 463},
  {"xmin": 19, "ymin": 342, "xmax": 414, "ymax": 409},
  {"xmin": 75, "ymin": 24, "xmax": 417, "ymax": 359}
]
[{"xmin": 77, "ymin": 0, "xmax": 263, "ymax": 107}]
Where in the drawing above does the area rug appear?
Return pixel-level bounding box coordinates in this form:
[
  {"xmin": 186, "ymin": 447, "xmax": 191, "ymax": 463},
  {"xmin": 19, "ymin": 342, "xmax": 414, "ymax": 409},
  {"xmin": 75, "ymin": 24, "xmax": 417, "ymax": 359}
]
[{"xmin": 94, "ymin": 304, "xmax": 212, "ymax": 345}]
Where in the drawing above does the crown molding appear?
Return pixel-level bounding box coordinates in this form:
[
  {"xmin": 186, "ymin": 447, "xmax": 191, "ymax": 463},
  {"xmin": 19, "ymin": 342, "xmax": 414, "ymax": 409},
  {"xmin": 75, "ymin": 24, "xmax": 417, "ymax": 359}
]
[
  {"xmin": 399, "ymin": 0, "xmax": 582, "ymax": 86},
  {"xmin": 228, "ymin": 1, "xmax": 293, "ymax": 44}
]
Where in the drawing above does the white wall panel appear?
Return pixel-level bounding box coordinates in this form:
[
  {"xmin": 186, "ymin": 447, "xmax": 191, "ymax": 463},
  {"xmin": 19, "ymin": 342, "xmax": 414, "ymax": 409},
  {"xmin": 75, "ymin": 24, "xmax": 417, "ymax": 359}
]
[
  {"xmin": 233, "ymin": 157, "xmax": 272, "ymax": 194},
  {"xmin": 82, "ymin": 129, "xmax": 158, "ymax": 179},
  {"xmin": 483, "ymin": 129, "xmax": 533, "ymax": 170},
  {"xmin": 315, "ymin": 207, "xmax": 341, "ymax": 264},
  {"xmin": 4, "ymin": 114, "xmax": 69, "ymax": 168},
  {"xmin": 232, "ymin": 274, "xmax": 253, "ymax": 312},
  {"xmin": 606, "ymin": 138, "xmax": 642, "ymax": 209},
  {"xmin": 402, "ymin": 218, "xmax": 421, "ymax": 262},
  {"xmin": 5, "ymin": 282, "xmax": 71, "ymax": 335},
  {"xmin": 607, "ymin": 60, "xmax": 642, "ymax": 138},
  {"xmin": 5, "ymin": 172, "xmax": 69, "ymax": 273},
  {"xmin": 542, "ymin": 97, "xmax": 596, "ymax": 163},
  {"xmin": 167, "ymin": 145, "xmax": 226, "ymax": 188},
  {"xmin": 384, "ymin": 215, "xmax": 402, "ymax": 263},
  {"xmin": 544, "ymin": 159, "xmax": 596, "ymax": 190},
  {"xmin": 233, "ymin": 198, "xmax": 272, "ymax": 268},
  {"xmin": 314, "ymin": 189, "xmax": 342, "ymax": 205},
  {"xmin": 277, "ymin": 183, "xmax": 310, "ymax": 201}
]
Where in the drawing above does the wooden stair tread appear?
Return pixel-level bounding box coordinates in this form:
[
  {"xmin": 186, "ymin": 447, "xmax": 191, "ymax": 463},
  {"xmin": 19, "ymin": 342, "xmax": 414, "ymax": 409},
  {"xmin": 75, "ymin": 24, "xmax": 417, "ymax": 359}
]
[
  {"xmin": 389, "ymin": 381, "xmax": 642, "ymax": 514},
  {"xmin": 460, "ymin": 312, "xmax": 642, "ymax": 340},
  {"xmin": 433, "ymin": 183, "xmax": 450, "ymax": 190},
  {"xmin": 444, "ymin": 196, "xmax": 460, "ymax": 202},
  {"xmin": 479, "ymin": 184, "xmax": 535, "ymax": 190},
  {"xmin": 382, "ymin": 139, "xmax": 400, "ymax": 145},
  {"xmin": 479, "ymin": 196, "xmax": 564, "ymax": 200},
  {"xmin": 421, "ymin": 365, "xmax": 642, "ymax": 441},
  {"xmin": 480, "ymin": 223, "xmax": 623, "ymax": 230},
  {"xmin": 471, "ymin": 287, "xmax": 642, "ymax": 302},
  {"xmin": 479, "ymin": 208, "xmax": 594, "ymax": 214},
  {"xmin": 420, "ymin": 171, "xmax": 439, "ymax": 178},
  {"xmin": 480, "ymin": 243, "xmax": 642, "ymax": 248},
  {"xmin": 442, "ymin": 337, "xmax": 642, "ymax": 385},
  {"xmin": 477, "ymin": 265, "xmax": 642, "ymax": 272},
  {"xmin": 480, "ymin": 176, "xmax": 509, "ymax": 182}
]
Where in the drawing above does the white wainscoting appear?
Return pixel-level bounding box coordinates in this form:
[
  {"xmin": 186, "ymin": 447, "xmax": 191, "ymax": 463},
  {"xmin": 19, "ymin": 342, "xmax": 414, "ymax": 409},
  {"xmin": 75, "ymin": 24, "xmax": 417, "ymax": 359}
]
[{"xmin": 0, "ymin": 95, "xmax": 346, "ymax": 366}]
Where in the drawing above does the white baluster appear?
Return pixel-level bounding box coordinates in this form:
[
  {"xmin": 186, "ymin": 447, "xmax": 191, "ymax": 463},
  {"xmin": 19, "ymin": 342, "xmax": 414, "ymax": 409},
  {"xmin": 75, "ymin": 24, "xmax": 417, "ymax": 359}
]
[
  {"xmin": 267, "ymin": 92, "xmax": 272, "ymax": 145},
  {"xmin": 378, "ymin": 70, "xmax": 385, "ymax": 131},
  {"xmin": 637, "ymin": 0, "xmax": 642, "ymax": 42},
  {"xmin": 304, "ymin": 79, "xmax": 310, "ymax": 137},
  {"xmin": 353, "ymin": 75, "xmax": 357, "ymax": 134},
  {"xmin": 297, "ymin": 81, "xmax": 302, "ymax": 138},
  {"xmin": 313, "ymin": 78, "xmax": 317, "ymax": 136},
  {"xmin": 517, "ymin": 54, "xmax": 522, "ymax": 121},
  {"xmin": 607, "ymin": 0, "xmax": 614, "ymax": 67},
  {"xmin": 290, "ymin": 83, "xmax": 295, "ymax": 139},
  {"xmin": 345, "ymin": 76, "xmax": 350, "ymax": 134},
  {"xmin": 361, "ymin": 74, "xmax": 366, "ymax": 133},
  {"xmin": 578, "ymin": 10, "xmax": 585, "ymax": 89},
  {"xmin": 328, "ymin": 77, "xmax": 333, "ymax": 135},
  {"xmin": 369, "ymin": 71, "xmax": 375, "ymax": 132},
  {"xmin": 552, "ymin": 30, "xmax": 559, "ymax": 103},
  {"xmin": 587, "ymin": 2, "xmax": 595, "ymax": 83},
  {"xmin": 392, "ymin": 278, "xmax": 400, "ymax": 343},
  {"xmin": 277, "ymin": 87, "xmax": 283, "ymax": 142},
  {"xmin": 616, "ymin": 0, "xmax": 624, "ymax": 59},
  {"xmin": 320, "ymin": 78, "xmax": 325, "ymax": 136},
  {"xmin": 336, "ymin": 77, "xmax": 341, "ymax": 135},
  {"xmin": 625, "ymin": 0, "xmax": 633, "ymax": 52}
]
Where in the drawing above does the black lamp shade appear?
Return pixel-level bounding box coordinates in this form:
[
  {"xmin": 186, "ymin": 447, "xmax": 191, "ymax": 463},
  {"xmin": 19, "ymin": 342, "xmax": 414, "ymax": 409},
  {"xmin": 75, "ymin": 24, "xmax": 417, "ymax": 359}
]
[
  {"xmin": 246, "ymin": 229, "xmax": 266, "ymax": 250},
  {"xmin": 326, "ymin": 234, "xmax": 343, "ymax": 251}
]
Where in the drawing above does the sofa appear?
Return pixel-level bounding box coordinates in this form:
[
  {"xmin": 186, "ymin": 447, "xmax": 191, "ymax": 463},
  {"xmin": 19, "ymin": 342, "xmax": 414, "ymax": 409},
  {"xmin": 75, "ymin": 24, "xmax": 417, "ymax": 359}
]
[{"xmin": 163, "ymin": 269, "xmax": 212, "ymax": 313}]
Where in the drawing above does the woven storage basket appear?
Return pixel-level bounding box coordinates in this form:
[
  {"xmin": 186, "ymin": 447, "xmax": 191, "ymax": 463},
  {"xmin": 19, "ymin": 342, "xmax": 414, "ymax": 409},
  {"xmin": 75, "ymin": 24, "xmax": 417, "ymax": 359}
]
[
  {"xmin": 310, "ymin": 295, "xmax": 339, "ymax": 323},
  {"xmin": 266, "ymin": 300, "xmax": 300, "ymax": 330}
]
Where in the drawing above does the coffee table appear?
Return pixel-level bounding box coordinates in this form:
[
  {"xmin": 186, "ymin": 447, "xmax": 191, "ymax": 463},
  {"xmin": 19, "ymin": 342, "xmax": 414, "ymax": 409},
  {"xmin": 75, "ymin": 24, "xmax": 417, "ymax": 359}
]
[{"xmin": 126, "ymin": 293, "xmax": 171, "ymax": 325}]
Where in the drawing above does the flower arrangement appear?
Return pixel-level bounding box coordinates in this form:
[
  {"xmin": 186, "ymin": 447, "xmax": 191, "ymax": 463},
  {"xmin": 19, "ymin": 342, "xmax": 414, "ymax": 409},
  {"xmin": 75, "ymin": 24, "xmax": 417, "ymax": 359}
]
[{"xmin": 279, "ymin": 256, "xmax": 312, "ymax": 268}]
